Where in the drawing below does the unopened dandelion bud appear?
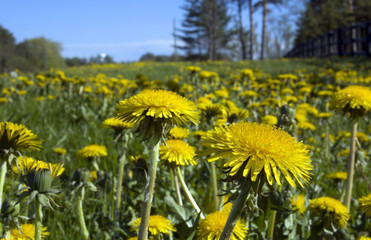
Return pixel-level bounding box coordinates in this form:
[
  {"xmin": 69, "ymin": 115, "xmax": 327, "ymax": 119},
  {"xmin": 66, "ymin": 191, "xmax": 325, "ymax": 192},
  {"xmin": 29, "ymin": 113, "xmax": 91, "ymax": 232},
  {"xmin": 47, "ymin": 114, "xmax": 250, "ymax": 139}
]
[
  {"xmin": 27, "ymin": 169, "xmax": 52, "ymax": 192},
  {"xmin": 1, "ymin": 199, "xmax": 20, "ymax": 218},
  {"xmin": 356, "ymin": 150, "xmax": 365, "ymax": 163},
  {"xmin": 72, "ymin": 168, "xmax": 90, "ymax": 184}
]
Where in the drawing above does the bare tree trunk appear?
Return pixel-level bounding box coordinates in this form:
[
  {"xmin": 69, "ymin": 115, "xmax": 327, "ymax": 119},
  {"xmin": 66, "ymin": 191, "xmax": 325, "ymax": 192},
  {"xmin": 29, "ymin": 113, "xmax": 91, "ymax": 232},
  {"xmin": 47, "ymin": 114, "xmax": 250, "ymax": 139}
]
[
  {"xmin": 237, "ymin": 0, "xmax": 247, "ymax": 60},
  {"xmin": 260, "ymin": 0, "xmax": 267, "ymax": 60},
  {"xmin": 207, "ymin": 0, "xmax": 216, "ymax": 60},
  {"xmin": 249, "ymin": 0, "xmax": 254, "ymax": 60}
]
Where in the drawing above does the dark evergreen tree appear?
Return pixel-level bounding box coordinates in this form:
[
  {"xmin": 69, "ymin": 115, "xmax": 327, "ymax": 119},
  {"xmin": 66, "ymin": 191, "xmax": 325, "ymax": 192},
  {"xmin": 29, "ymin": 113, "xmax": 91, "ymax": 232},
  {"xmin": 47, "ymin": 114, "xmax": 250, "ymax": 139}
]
[
  {"xmin": 179, "ymin": 0, "xmax": 232, "ymax": 60},
  {"xmin": 0, "ymin": 25, "xmax": 17, "ymax": 72}
]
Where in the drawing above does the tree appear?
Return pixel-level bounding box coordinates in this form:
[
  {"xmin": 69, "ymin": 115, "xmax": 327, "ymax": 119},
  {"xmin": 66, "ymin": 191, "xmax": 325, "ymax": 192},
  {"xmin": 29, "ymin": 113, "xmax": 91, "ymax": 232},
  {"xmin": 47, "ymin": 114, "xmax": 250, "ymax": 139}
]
[
  {"xmin": 16, "ymin": 37, "xmax": 65, "ymax": 72},
  {"xmin": 254, "ymin": 0, "xmax": 283, "ymax": 59},
  {"xmin": 249, "ymin": 0, "xmax": 255, "ymax": 59},
  {"xmin": 65, "ymin": 57, "xmax": 88, "ymax": 67},
  {"xmin": 179, "ymin": 0, "xmax": 232, "ymax": 60},
  {"xmin": 228, "ymin": 0, "xmax": 248, "ymax": 60},
  {"xmin": 0, "ymin": 25, "xmax": 17, "ymax": 72},
  {"xmin": 294, "ymin": 0, "xmax": 356, "ymax": 45}
]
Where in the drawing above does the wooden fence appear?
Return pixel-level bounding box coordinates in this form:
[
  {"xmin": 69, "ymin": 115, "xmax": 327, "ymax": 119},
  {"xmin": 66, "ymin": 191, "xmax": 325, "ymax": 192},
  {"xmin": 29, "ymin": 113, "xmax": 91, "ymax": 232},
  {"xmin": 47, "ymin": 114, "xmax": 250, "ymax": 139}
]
[{"xmin": 285, "ymin": 21, "xmax": 371, "ymax": 58}]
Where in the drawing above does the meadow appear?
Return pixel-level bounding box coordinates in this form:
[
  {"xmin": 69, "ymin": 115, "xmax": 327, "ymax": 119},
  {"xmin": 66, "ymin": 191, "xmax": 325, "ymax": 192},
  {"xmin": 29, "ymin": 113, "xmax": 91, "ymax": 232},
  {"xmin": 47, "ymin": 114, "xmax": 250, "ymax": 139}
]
[{"xmin": 0, "ymin": 58, "xmax": 371, "ymax": 240}]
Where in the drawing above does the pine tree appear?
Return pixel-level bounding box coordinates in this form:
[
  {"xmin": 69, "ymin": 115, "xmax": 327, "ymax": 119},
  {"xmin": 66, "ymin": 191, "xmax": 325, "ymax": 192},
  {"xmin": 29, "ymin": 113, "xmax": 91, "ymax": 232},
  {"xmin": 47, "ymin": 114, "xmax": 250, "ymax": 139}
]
[{"xmin": 179, "ymin": 0, "xmax": 232, "ymax": 60}]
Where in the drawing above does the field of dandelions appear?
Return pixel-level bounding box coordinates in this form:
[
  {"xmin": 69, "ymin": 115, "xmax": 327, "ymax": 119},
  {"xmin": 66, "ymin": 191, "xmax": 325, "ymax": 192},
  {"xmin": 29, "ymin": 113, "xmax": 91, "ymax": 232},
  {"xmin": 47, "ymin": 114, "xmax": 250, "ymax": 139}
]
[{"xmin": 1, "ymin": 58, "xmax": 371, "ymax": 240}]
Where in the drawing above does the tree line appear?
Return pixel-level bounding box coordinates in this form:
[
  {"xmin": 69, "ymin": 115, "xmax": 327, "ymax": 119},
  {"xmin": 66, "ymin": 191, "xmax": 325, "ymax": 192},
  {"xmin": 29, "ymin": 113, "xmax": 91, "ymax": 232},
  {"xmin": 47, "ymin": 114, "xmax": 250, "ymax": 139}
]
[
  {"xmin": 177, "ymin": 0, "xmax": 371, "ymax": 61},
  {"xmin": 0, "ymin": 25, "xmax": 114, "ymax": 73}
]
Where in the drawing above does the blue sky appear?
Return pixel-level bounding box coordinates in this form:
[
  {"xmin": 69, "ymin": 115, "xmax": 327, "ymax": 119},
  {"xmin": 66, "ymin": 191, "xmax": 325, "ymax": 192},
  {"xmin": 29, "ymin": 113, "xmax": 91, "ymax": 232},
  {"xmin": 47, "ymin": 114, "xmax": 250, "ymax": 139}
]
[{"xmin": 1, "ymin": 1, "xmax": 301, "ymax": 62}]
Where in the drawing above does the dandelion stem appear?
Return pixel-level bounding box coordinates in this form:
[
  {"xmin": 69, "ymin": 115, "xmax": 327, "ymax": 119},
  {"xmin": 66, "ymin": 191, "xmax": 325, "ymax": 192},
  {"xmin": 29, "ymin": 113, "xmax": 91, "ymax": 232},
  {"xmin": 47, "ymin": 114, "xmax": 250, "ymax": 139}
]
[
  {"xmin": 77, "ymin": 187, "xmax": 89, "ymax": 240},
  {"xmin": 210, "ymin": 163, "xmax": 219, "ymax": 211},
  {"xmin": 138, "ymin": 140, "xmax": 161, "ymax": 240},
  {"xmin": 173, "ymin": 168, "xmax": 183, "ymax": 206},
  {"xmin": 344, "ymin": 122, "xmax": 357, "ymax": 209},
  {"xmin": 114, "ymin": 149, "xmax": 126, "ymax": 221},
  {"xmin": 267, "ymin": 185, "xmax": 282, "ymax": 240},
  {"xmin": 0, "ymin": 161, "xmax": 7, "ymax": 212},
  {"xmin": 176, "ymin": 167, "xmax": 204, "ymax": 218},
  {"xmin": 35, "ymin": 198, "xmax": 43, "ymax": 240},
  {"xmin": 220, "ymin": 179, "xmax": 252, "ymax": 240}
]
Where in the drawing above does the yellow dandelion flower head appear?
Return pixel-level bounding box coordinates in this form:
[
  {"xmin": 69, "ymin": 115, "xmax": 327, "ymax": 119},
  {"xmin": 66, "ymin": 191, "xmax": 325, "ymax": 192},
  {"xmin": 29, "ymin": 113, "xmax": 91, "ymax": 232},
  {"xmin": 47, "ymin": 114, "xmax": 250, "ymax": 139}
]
[
  {"xmin": 0, "ymin": 122, "xmax": 42, "ymax": 153},
  {"xmin": 11, "ymin": 223, "xmax": 49, "ymax": 239},
  {"xmin": 128, "ymin": 237, "xmax": 138, "ymax": 240},
  {"xmin": 53, "ymin": 147, "xmax": 66, "ymax": 155},
  {"xmin": 297, "ymin": 121, "xmax": 316, "ymax": 131},
  {"xmin": 89, "ymin": 170, "xmax": 98, "ymax": 181},
  {"xmin": 77, "ymin": 144, "xmax": 107, "ymax": 159},
  {"xmin": 291, "ymin": 194, "xmax": 306, "ymax": 214},
  {"xmin": 102, "ymin": 117, "xmax": 135, "ymax": 132},
  {"xmin": 358, "ymin": 237, "xmax": 371, "ymax": 240},
  {"xmin": 240, "ymin": 68, "xmax": 255, "ymax": 80},
  {"xmin": 13, "ymin": 156, "xmax": 64, "ymax": 177},
  {"xmin": 115, "ymin": 89, "xmax": 199, "ymax": 126},
  {"xmin": 358, "ymin": 193, "xmax": 371, "ymax": 217},
  {"xmin": 185, "ymin": 66, "xmax": 201, "ymax": 73},
  {"xmin": 201, "ymin": 122, "xmax": 312, "ymax": 187},
  {"xmin": 239, "ymin": 90, "xmax": 258, "ymax": 98},
  {"xmin": 131, "ymin": 215, "xmax": 176, "ymax": 236},
  {"xmin": 317, "ymin": 90, "xmax": 334, "ymax": 97},
  {"xmin": 215, "ymin": 88, "xmax": 229, "ymax": 98},
  {"xmin": 202, "ymin": 103, "xmax": 227, "ymax": 119},
  {"xmin": 309, "ymin": 197, "xmax": 350, "ymax": 228},
  {"xmin": 329, "ymin": 85, "xmax": 371, "ymax": 117},
  {"xmin": 262, "ymin": 115, "xmax": 278, "ymax": 125},
  {"xmin": 192, "ymin": 130, "xmax": 207, "ymax": 139},
  {"xmin": 196, "ymin": 210, "xmax": 247, "ymax": 240},
  {"xmin": 169, "ymin": 126, "xmax": 190, "ymax": 139},
  {"xmin": 160, "ymin": 139, "xmax": 197, "ymax": 166},
  {"xmin": 326, "ymin": 171, "xmax": 347, "ymax": 180},
  {"xmin": 317, "ymin": 112, "xmax": 333, "ymax": 119}
]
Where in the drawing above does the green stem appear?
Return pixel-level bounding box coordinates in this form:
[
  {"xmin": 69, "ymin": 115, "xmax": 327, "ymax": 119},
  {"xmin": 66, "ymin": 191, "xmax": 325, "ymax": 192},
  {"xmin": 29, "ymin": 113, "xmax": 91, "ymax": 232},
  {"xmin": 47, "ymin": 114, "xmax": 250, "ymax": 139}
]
[
  {"xmin": 344, "ymin": 122, "xmax": 357, "ymax": 210},
  {"xmin": 219, "ymin": 179, "xmax": 252, "ymax": 240},
  {"xmin": 35, "ymin": 198, "xmax": 43, "ymax": 240},
  {"xmin": 173, "ymin": 168, "xmax": 183, "ymax": 206},
  {"xmin": 138, "ymin": 141, "xmax": 161, "ymax": 240},
  {"xmin": 0, "ymin": 161, "xmax": 7, "ymax": 212},
  {"xmin": 176, "ymin": 167, "xmax": 205, "ymax": 218},
  {"xmin": 267, "ymin": 185, "xmax": 282, "ymax": 240},
  {"xmin": 114, "ymin": 149, "xmax": 126, "ymax": 221},
  {"xmin": 210, "ymin": 163, "xmax": 219, "ymax": 211},
  {"xmin": 77, "ymin": 187, "xmax": 89, "ymax": 240}
]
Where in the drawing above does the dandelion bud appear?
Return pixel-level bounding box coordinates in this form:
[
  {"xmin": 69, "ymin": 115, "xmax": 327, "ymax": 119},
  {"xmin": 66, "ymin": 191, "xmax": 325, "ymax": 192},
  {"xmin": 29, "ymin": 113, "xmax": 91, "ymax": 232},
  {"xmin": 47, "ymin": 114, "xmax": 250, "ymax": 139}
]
[
  {"xmin": 27, "ymin": 169, "xmax": 52, "ymax": 192},
  {"xmin": 72, "ymin": 168, "xmax": 90, "ymax": 184},
  {"xmin": 1, "ymin": 199, "xmax": 20, "ymax": 218}
]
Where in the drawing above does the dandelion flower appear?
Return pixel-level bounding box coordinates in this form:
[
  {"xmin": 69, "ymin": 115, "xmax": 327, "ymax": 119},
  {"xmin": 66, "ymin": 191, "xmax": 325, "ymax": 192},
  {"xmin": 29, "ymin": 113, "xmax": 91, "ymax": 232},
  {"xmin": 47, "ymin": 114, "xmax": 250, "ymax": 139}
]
[
  {"xmin": 115, "ymin": 89, "xmax": 199, "ymax": 126},
  {"xmin": 14, "ymin": 156, "xmax": 64, "ymax": 177},
  {"xmin": 262, "ymin": 115, "xmax": 278, "ymax": 125},
  {"xmin": 196, "ymin": 210, "xmax": 247, "ymax": 240},
  {"xmin": 169, "ymin": 127, "xmax": 190, "ymax": 139},
  {"xmin": 329, "ymin": 85, "xmax": 371, "ymax": 117},
  {"xmin": 309, "ymin": 197, "xmax": 350, "ymax": 228},
  {"xmin": 77, "ymin": 144, "xmax": 107, "ymax": 159},
  {"xmin": 160, "ymin": 139, "xmax": 197, "ymax": 166},
  {"xmin": 326, "ymin": 171, "xmax": 347, "ymax": 180},
  {"xmin": 358, "ymin": 193, "xmax": 371, "ymax": 217},
  {"xmin": 201, "ymin": 122, "xmax": 312, "ymax": 187},
  {"xmin": 131, "ymin": 215, "xmax": 176, "ymax": 236},
  {"xmin": 102, "ymin": 117, "xmax": 135, "ymax": 132},
  {"xmin": 53, "ymin": 147, "xmax": 66, "ymax": 155},
  {"xmin": 291, "ymin": 194, "xmax": 306, "ymax": 214},
  {"xmin": 11, "ymin": 223, "xmax": 49, "ymax": 239},
  {"xmin": 0, "ymin": 122, "xmax": 42, "ymax": 153},
  {"xmin": 358, "ymin": 236, "xmax": 371, "ymax": 240},
  {"xmin": 297, "ymin": 121, "xmax": 316, "ymax": 131},
  {"xmin": 115, "ymin": 89, "xmax": 199, "ymax": 142}
]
